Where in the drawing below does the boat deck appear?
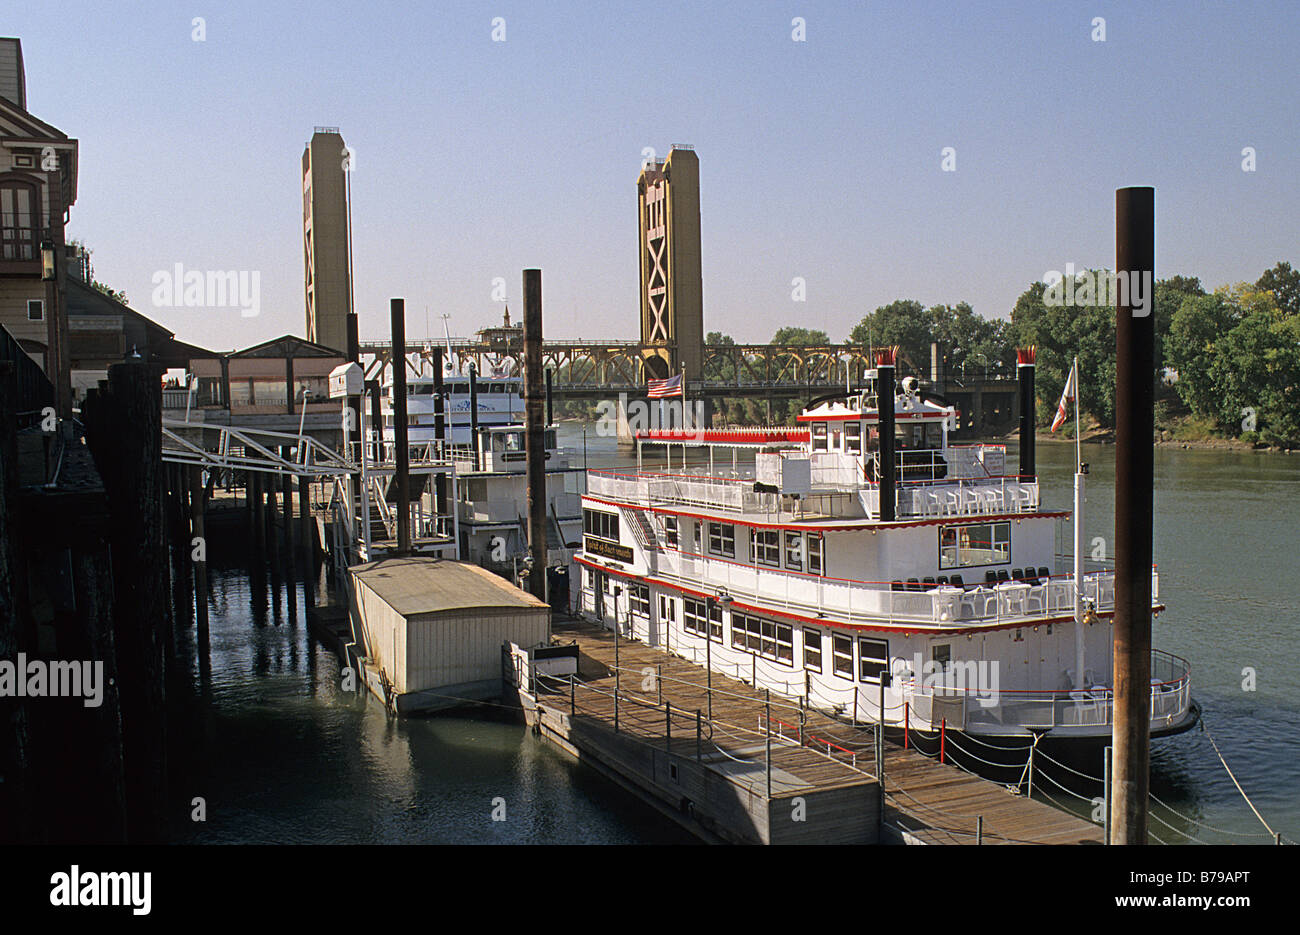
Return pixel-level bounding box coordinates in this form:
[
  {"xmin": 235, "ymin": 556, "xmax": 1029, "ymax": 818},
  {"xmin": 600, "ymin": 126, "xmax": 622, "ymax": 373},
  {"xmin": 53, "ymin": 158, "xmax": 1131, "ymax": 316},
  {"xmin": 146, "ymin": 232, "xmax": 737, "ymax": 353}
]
[{"xmin": 541, "ymin": 617, "xmax": 1104, "ymax": 845}]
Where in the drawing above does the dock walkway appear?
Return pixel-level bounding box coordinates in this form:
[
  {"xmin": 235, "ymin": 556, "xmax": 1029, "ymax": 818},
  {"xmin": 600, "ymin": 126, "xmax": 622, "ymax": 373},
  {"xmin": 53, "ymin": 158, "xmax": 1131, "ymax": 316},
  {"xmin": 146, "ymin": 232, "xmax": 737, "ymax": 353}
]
[{"xmin": 532, "ymin": 618, "xmax": 1103, "ymax": 845}]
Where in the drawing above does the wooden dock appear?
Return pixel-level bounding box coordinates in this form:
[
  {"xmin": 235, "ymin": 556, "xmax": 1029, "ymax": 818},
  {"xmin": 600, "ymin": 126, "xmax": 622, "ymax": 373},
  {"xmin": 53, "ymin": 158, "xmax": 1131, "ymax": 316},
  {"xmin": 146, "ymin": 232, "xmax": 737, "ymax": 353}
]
[{"xmin": 527, "ymin": 618, "xmax": 1104, "ymax": 845}]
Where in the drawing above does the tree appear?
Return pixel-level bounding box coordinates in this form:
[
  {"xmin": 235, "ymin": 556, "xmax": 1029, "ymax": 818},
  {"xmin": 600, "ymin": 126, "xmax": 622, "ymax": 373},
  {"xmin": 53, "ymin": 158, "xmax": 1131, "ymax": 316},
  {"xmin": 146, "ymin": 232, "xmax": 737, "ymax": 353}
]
[
  {"xmin": 1256, "ymin": 261, "xmax": 1300, "ymax": 317},
  {"xmin": 771, "ymin": 327, "xmax": 831, "ymax": 345},
  {"xmin": 848, "ymin": 300, "xmax": 931, "ymax": 375}
]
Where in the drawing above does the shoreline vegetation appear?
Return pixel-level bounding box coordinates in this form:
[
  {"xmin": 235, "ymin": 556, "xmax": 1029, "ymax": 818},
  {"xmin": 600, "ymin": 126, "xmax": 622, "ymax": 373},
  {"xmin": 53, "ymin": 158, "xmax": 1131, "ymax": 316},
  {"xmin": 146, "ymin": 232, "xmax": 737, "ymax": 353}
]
[{"xmin": 1019, "ymin": 416, "xmax": 1296, "ymax": 453}]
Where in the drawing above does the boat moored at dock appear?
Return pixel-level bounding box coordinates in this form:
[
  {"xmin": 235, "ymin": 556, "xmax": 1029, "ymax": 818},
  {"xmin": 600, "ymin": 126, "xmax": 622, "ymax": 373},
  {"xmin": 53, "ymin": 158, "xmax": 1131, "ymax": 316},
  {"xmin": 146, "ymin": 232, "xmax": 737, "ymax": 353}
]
[{"xmin": 574, "ymin": 350, "xmax": 1197, "ymax": 743}]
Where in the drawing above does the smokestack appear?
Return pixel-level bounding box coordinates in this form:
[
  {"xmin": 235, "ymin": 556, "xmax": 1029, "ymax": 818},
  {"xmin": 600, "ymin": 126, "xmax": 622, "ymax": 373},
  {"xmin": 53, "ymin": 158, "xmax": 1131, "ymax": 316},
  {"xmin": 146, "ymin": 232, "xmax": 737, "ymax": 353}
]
[
  {"xmin": 1017, "ymin": 347, "xmax": 1036, "ymax": 478},
  {"xmin": 390, "ymin": 298, "xmax": 411, "ymax": 555},
  {"xmin": 469, "ymin": 363, "xmax": 480, "ymax": 471},
  {"xmin": 1111, "ymin": 186, "xmax": 1155, "ymax": 845},
  {"xmin": 876, "ymin": 347, "xmax": 896, "ymax": 522},
  {"xmin": 523, "ymin": 270, "xmax": 547, "ymax": 601},
  {"xmin": 433, "ymin": 346, "xmax": 447, "ymax": 533}
]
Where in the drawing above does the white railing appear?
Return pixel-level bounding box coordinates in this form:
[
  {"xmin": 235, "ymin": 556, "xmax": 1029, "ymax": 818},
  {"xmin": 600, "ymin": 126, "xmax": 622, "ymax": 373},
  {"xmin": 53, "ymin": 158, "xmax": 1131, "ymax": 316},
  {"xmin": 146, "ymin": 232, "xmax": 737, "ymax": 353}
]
[
  {"xmin": 906, "ymin": 649, "xmax": 1192, "ymax": 733},
  {"xmin": 652, "ymin": 548, "xmax": 1143, "ymax": 628}
]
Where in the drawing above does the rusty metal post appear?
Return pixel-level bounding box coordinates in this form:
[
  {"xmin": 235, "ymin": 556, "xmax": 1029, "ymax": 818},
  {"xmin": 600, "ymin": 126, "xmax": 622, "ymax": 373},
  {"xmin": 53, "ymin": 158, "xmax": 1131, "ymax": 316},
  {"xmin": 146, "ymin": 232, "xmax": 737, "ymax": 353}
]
[
  {"xmin": 523, "ymin": 269, "xmax": 547, "ymax": 601},
  {"xmin": 1111, "ymin": 186, "xmax": 1155, "ymax": 845},
  {"xmin": 390, "ymin": 298, "xmax": 411, "ymax": 555}
]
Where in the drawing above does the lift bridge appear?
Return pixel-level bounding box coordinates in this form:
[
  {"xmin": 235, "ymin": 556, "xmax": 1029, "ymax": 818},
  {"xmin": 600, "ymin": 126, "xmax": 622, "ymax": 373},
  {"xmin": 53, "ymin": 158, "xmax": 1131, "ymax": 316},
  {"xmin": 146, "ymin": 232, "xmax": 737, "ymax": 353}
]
[{"xmin": 160, "ymin": 418, "xmax": 460, "ymax": 565}]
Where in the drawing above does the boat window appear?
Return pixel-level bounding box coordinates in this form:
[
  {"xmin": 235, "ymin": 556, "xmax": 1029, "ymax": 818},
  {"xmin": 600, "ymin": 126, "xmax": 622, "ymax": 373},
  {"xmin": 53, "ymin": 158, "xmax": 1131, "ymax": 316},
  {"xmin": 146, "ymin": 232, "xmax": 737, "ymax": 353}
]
[
  {"xmin": 707, "ymin": 522, "xmax": 735, "ymax": 558},
  {"xmin": 932, "ymin": 643, "xmax": 951, "ymax": 673},
  {"xmin": 545, "ymin": 430, "xmax": 557, "ymax": 449},
  {"xmin": 938, "ymin": 521, "xmax": 1011, "ymax": 569},
  {"xmin": 845, "ymin": 421, "xmax": 862, "ymax": 454},
  {"xmin": 491, "ymin": 434, "xmax": 505, "ymax": 452},
  {"xmin": 832, "ymin": 634, "xmax": 853, "ymax": 679},
  {"xmin": 811, "ymin": 423, "xmax": 828, "ymax": 452},
  {"xmin": 784, "ymin": 532, "xmax": 803, "ymax": 571},
  {"xmin": 731, "ymin": 613, "xmax": 792, "ymax": 664},
  {"xmin": 663, "ymin": 516, "xmax": 679, "ymax": 547},
  {"xmin": 807, "ymin": 534, "xmax": 824, "ymax": 576},
  {"xmin": 505, "ymin": 432, "xmax": 524, "ymax": 452},
  {"xmin": 683, "ymin": 598, "xmax": 721, "ymax": 641},
  {"xmin": 448, "ymin": 382, "xmax": 467, "ymax": 394},
  {"xmin": 751, "ymin": 529, "xmax": 780, "ymax": 567},
  {"xmin": 657, "ymin": 594, "xmax": 675, "ymax": 624},
  {"xmin": 628, "ymin": 583, "xmax": 650, "ymax": 617},
  {"xmin": 859, "ymin": 638, "xmax": 888, "ymax": 682},
  {"xmin": 583, "ymin": 508, "xmax": 620, "ymax": 542},
  {"xmin": 803, "ymin": 628, "xmax": 822, "ymax": 672}
]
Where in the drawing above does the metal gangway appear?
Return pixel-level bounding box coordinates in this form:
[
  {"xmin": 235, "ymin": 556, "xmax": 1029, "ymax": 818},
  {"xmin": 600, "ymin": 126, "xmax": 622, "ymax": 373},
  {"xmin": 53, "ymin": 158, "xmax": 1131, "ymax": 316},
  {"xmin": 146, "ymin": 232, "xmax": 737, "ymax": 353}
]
[{"xmin": 160, "ymin": 419, "xmax": 461, "ymax": 564}]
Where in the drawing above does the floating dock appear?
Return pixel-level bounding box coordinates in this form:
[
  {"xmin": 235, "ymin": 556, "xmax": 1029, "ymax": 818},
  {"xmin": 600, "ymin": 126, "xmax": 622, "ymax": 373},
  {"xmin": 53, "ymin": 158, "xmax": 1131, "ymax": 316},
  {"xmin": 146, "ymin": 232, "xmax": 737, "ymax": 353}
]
[{"xmin": 519, "ymin": 618, "xmax": 1105, "ymax": 845}]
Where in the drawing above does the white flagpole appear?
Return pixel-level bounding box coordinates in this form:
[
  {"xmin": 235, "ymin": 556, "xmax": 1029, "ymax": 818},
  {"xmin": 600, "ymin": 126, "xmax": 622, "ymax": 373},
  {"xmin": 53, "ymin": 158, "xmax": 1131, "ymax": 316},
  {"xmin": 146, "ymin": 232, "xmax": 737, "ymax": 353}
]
[{"xmin": 1072, "ymin": 356, "xmax": 1087, "ymax": 689}]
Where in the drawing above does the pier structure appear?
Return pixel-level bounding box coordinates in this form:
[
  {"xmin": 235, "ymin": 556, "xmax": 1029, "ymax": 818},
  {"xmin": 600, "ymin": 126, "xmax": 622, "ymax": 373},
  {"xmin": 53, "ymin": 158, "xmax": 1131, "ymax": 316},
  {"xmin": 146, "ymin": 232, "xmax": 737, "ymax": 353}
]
[{"xmin": 516, "ymin": 617, "xmax": 1105, "ymax": 845}]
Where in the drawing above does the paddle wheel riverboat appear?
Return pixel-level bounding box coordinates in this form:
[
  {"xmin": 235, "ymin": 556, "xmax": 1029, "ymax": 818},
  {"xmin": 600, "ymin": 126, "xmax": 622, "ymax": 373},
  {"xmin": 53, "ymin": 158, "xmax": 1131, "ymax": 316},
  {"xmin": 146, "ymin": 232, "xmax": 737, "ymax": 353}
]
[{"xmin": 575, "ymin": 349, "xmax": 1198, "ymax": 742}]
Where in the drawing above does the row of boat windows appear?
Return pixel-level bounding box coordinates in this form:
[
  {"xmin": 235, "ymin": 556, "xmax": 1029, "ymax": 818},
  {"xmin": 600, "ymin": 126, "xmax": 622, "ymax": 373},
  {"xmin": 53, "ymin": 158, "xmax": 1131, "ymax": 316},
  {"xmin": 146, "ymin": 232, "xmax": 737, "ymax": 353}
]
[
  {"xmin": 597, "ymin": 578, "xmax": 889, "ymax": 680},
  {"xmin": 586, "ymin": 509, "xmax": 1015, "ymax": 579}
]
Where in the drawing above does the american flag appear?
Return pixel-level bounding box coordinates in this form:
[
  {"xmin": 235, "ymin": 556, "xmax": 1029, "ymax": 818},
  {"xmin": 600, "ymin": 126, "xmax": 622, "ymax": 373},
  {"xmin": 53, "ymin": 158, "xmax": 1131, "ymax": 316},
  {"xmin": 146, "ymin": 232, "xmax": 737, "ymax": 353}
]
[
  {"xmin": 647, "ymin": 374, "xmax": 683, "ymax": 398},
  {"xmin": 1050, "ymin": 359, "xmax": 1077, "ymax": 432}
]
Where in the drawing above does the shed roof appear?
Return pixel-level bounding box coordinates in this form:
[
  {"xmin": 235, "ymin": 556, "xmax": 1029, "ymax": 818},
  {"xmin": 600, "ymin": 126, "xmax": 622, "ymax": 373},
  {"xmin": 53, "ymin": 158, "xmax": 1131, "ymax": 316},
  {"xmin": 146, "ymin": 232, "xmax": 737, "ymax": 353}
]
[{"xmin": 349, "ymin": 557, "xmax": 549, "ymax": 617}]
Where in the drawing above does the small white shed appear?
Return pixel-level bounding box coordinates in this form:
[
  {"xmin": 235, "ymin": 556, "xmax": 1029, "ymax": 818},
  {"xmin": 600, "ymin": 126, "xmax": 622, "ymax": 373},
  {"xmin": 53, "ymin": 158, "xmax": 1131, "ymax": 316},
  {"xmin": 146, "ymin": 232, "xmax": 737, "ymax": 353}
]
[{"xmin": 349, "ymin": 557, "xmax": 550, "ymax": 713}]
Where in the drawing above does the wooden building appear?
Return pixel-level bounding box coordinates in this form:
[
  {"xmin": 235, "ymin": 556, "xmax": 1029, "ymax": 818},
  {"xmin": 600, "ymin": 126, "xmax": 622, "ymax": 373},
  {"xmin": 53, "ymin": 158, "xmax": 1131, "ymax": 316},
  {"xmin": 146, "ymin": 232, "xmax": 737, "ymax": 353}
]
[{"xmin": 349, "ymin": 557, "xmax": 550, "ymax": 714}]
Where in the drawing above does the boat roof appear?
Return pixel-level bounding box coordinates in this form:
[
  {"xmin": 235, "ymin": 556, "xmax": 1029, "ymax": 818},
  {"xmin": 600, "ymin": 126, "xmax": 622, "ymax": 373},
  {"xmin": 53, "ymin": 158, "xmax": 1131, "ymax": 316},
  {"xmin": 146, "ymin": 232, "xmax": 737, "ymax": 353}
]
[{"xmin": 796, "ymin": 395, "xmax": 955, "ymax": 423}]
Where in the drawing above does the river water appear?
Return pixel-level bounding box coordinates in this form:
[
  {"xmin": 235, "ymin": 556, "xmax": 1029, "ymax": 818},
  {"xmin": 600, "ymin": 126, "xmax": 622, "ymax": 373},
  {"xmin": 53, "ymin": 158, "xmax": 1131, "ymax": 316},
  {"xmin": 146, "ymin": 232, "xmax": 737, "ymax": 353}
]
[{"xmin": 168, "ymin": 425, "xmax": 1298, "ymax": 844}]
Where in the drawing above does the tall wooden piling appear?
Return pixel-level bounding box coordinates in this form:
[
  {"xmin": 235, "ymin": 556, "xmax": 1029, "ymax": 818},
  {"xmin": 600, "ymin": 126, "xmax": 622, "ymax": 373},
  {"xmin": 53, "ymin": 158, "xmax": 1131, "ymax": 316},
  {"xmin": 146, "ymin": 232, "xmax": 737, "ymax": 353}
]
[
  {"xmin": 523, "ymin": 268, "xmax": 547, "ymax": 602},
  {"xmin": 876, "ymin": 348, "xmax": 897, "ymax": 521},
  {"xmin": 433, "ymin": 345, "xmax": 447, "ymax": 534},
  {"xmin": 1111, "ymin": 186, "xmax": 1155, "ymax": 845},
  {"xmin": 87, "ymin": 362, "xmax": 170, "ymax": 843},
  {"xmin": 0, "ymin": 363, "xmax": 34, "ymax": 842},
  {"xmin": 391, "ymin": 298, "xmax": 412, "ymax": 554},
  {"xmin": 189, "ymin": 465, "xmax": 209, "ymax": 647}
]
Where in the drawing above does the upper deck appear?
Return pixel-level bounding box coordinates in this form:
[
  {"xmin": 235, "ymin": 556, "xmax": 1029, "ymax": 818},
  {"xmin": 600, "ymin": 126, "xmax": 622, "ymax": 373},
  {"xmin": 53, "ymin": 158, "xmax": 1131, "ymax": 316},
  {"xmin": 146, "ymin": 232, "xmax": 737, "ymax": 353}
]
[{"xmin": 588, "ymin": 446, "xmax": 1039, "ymax": 524}]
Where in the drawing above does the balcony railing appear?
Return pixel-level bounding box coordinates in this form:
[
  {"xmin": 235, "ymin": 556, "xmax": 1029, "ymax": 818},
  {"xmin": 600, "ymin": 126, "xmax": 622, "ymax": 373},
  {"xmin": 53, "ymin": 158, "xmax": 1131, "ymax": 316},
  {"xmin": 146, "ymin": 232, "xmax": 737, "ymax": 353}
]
[{"xmin": 903, "ymin": 649, "xmax": 1192, "ymax": 733}]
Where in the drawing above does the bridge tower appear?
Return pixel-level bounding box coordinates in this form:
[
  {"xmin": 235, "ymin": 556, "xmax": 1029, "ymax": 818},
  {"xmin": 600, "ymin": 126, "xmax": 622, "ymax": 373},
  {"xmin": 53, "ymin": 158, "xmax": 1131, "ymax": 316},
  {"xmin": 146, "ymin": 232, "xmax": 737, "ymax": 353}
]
[
  {"xmin": 302, "ymin": 128, "xmax": 352, "ymax": 354},
  {"xmin": 637, "ymin": 145, "xmax": 703, "ymax": 381}
]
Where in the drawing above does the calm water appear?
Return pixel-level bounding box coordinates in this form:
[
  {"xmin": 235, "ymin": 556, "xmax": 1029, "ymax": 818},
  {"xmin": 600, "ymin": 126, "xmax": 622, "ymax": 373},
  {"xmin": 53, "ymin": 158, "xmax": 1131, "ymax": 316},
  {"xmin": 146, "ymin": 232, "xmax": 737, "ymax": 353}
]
[{"xmin": 167, "ymin": 425, "xmax": 1298, "ymax": 844}]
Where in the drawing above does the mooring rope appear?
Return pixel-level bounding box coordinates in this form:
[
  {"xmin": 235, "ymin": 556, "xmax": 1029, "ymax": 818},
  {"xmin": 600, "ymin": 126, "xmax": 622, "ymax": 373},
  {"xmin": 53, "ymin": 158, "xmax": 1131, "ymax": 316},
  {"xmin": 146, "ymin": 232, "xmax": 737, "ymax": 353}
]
[{"xmin": 1200, "ymin": 717, "xmax": 1277, "ymax": 838}]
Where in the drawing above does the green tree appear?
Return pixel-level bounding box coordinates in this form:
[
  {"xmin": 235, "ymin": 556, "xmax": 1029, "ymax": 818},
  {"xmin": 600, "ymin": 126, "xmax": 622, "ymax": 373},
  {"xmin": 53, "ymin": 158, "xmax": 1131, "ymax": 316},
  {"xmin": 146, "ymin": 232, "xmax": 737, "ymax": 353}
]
[
  {"xmin": 1256, "ymin": 261, "xmax": 1300, "ymax": 317},
  {"xmin": 847, "ymin": 299, "xmax": 931, "ymax": 375}
]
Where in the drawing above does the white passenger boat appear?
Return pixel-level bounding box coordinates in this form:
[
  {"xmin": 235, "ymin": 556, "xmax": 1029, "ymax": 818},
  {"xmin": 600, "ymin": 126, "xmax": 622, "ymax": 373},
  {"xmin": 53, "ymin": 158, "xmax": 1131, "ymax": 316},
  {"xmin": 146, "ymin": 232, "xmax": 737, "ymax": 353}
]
[
  {"xmin": 575, "ymin": 350, "xmax": 1198, "ymax": 742},
  {"xmin": 381, "ymin": 370, "xmax": 522, "ymax": 447}
]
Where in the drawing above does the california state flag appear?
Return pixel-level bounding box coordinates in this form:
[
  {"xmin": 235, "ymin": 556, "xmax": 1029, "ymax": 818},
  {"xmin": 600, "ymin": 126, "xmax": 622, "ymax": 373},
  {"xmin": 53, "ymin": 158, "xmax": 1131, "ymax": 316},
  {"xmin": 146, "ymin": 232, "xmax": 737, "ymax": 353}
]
[{"xmin": 1050, "ymin": 360, "xmax": 1077, "ymax": 432}]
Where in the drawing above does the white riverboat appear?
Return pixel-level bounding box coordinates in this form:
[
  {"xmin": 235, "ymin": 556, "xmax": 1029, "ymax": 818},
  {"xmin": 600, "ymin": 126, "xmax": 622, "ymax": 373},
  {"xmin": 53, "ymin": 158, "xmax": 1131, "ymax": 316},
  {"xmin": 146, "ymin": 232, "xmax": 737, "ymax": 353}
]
[
  {"xmin": 575, "ymin": 353, "xmax": 1198, "ymax": 742},
  {"xmin": 382, "ymin": 371, "xmax": 522, "ymax": 447}
]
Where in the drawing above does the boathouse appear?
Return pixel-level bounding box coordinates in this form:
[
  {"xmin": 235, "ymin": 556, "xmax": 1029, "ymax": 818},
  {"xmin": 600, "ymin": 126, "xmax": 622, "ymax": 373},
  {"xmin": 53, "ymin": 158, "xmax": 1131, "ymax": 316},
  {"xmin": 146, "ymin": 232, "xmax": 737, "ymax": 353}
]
[{"xmin": 348, "ymin": 556, "xmax": 550, "ymax": 713}]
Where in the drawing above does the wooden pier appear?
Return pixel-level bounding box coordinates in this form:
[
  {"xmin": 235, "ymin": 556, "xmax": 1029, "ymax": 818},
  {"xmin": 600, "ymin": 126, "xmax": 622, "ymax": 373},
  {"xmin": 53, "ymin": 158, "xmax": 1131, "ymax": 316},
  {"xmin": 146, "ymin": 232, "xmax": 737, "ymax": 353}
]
[{"xmin": 524, "ymin": 618, "xmax": 1104, "ymax": 845}]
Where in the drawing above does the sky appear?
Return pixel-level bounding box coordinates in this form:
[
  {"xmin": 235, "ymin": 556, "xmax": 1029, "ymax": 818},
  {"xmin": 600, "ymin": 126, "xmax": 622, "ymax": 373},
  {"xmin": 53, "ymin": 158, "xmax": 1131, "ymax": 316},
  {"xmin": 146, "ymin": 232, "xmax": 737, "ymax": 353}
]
[{"xmin": 8, "ymin": 0, "xmax": 1299, "ymax": 351}]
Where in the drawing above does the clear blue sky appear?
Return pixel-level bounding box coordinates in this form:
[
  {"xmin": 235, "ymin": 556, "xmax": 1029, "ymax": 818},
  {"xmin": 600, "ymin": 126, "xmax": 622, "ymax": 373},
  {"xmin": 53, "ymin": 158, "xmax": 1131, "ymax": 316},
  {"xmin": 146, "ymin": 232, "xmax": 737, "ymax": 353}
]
[{"xmin": 9, "ymin": 0, "xmax": 1299, "ymax": 350}]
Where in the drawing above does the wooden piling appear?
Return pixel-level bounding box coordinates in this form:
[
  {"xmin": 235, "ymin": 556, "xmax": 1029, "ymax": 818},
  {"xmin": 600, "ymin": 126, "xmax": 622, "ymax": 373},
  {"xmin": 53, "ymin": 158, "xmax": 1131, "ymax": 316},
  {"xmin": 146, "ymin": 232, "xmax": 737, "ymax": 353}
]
[
  {"xmin": 189, "ymin": 466, "xmax": 209, "ymax": 647},
  {"xmin": 1112, "ymin": 185, "xmax": 1156, "ymax": 845}
]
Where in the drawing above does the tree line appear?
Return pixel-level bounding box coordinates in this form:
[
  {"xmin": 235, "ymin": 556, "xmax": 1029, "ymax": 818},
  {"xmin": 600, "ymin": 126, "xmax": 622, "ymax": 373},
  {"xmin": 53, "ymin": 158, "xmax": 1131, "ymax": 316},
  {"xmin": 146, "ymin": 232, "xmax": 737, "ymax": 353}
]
[{"xmin": 707, "ymin": 261, "xmax": 1299, "ymax": 446}]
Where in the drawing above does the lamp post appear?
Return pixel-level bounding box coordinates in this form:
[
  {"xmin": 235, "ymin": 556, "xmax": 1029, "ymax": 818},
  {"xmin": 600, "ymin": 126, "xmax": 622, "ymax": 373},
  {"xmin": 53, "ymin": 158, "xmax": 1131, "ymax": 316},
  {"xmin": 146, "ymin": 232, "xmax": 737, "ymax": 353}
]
[
  {"xmin": 40, "ymin": 239, "xmax": 70, "ymax": 421},
  {"xmin": 297, "ymin": 387, "xmax": 313, "ymax": 452},
  {"xmin": 707, "ymin": 588, "xmax": 733, "ymax": 724}
]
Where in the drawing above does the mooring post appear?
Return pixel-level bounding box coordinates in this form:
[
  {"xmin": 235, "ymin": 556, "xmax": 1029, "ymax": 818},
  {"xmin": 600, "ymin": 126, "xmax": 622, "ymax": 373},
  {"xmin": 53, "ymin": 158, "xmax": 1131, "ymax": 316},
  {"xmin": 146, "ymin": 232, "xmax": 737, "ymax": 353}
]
[
  {"xmin": 1112, "ymin": 186, "xmax": 1155, "ymax": 846},
  {"xmin": 976, "ymin": 815, "xmax": 984, "ymax": 845},
  {"xmin": 282, "ymin": 466, "xmax": 295, "ymax": 574},
  {"xmin": 657, "ymin": 664, "xmax": 662, "ymax": 705},
  {"xmin": 665, "ymin": 701, "xmax": 672, "ymax": 751},
  {"xmin": 1027, "ymin": 737, "xmax": 1036, "ymax": 800},
  {"xmin": 904, "ymin": 701, "xmax": 910, "ymax": 749},
  {"xmin": 696, "ymin": 710, "xmax": 702, "ymax": 762},
  {"xmin": 614, "ymin": 666, "xmax": 620, "ymax": 733},
  {"xmin": 390, "ymin": 298, "xmax": 412, "ymax": 555},
  {"xmin": 522, "ymin": 269, "xmax": 548, "ymax": 602},
  {"xmin": 189, "ymin": 466, "xmax": 209, "ymax": 648},
  {"xmin": 298, "ymin": 475, "xmax": 312, "ymax": 579},
  {"xmin": 570, "ymin": 674, "xmax": 576, "ymax": 715},
  {"xmin": 940, "ymin": 717, "xmax": 946, "ymax": 764}
]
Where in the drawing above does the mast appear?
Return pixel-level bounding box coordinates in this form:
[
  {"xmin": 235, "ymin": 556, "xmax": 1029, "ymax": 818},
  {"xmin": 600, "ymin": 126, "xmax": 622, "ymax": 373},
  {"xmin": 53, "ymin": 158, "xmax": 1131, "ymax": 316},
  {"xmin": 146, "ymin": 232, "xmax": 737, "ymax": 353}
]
[{"xmin": 1071, "ymin": 356, "xmax": 1086, "ymax": 689}]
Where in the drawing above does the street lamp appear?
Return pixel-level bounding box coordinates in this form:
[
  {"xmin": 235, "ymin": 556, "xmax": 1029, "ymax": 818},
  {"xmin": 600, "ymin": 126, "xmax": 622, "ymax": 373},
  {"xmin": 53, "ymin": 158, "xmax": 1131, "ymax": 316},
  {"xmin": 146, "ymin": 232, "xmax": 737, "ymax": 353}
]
[
  {"xmin": 40, "ymin": 241, "xmax": 56, "ymax": 281},
  {"xmin": 297, "ymin": 387, "xmax": 313, "ymax": 454}
]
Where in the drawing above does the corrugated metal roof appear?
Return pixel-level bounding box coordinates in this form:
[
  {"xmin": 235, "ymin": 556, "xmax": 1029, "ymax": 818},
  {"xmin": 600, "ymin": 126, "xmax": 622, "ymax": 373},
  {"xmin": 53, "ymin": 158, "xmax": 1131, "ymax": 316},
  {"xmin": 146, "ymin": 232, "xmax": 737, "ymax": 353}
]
[{"xmin": 349, "ymin": 557, "xmax": 548, "ymax": 618}]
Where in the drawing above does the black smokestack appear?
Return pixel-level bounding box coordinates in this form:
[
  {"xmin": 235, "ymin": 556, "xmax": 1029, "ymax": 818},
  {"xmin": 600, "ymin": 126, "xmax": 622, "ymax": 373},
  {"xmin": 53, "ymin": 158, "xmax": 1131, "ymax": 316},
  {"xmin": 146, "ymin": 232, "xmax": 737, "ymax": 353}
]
[
  {"xmin": 877, "ymin": 348, "xmax": 896, "ymax": 522},
  {"xmin": 1018, "ymin": 347, "xmax": 1036, "ymax": 478}
]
